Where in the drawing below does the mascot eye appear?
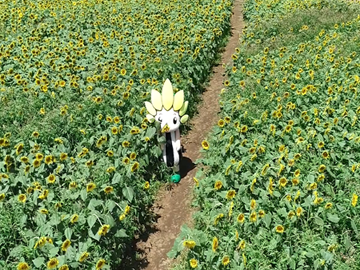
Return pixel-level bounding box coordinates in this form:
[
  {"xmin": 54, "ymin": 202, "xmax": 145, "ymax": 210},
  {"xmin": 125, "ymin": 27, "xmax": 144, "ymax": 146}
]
[
  {"xmin": 173, "ymin": 117, "xmax": 177, "ymax": 124},
  {"xmin": 158, "ymin": 117, "xmax": 162, "ymax": 122}
]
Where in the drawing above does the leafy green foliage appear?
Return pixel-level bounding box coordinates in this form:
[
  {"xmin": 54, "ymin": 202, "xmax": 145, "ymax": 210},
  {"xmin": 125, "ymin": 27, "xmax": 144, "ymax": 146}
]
[
  {"xmin": 171, "ymin": 0, "xmax": 360, "ymax": 269},
  {"xmin": 0, "ymin": 0, "xmax": 233, "ymax": 268}
]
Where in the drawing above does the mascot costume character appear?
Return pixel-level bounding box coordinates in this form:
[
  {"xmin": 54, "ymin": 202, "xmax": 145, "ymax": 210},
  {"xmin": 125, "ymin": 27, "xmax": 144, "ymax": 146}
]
[{"xmin": 145, "ymin": 79, "xmax": 189, "ymax": 183}]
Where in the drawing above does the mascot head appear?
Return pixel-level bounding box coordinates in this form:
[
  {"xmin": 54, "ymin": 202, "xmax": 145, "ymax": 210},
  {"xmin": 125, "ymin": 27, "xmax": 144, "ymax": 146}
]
[{"xmin": 145, "ymin": 79, "xmax": 189, "ymax": 133}]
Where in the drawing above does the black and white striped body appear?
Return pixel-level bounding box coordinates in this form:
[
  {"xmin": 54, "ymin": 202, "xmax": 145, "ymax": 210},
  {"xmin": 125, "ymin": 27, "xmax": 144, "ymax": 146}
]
[{"xmin": 162, "ymin": 129, "xmax": 181, "ymax": 171}]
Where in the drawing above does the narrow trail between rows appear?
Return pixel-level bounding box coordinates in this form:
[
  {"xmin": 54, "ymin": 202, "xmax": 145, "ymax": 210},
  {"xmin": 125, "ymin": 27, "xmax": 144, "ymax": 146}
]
[{"xmin": 123, "ymin": 1, "xmax": 244, "ymax": 269}]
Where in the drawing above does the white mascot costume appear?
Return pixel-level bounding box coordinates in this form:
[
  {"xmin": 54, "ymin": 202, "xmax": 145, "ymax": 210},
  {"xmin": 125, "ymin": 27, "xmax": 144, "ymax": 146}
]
[{"xmin": 145, "ymin": 79, "xmax": 189, "ymax": 183}]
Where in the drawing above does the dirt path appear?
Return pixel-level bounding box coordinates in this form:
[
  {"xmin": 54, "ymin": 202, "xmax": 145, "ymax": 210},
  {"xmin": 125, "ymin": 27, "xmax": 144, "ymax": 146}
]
[{"xmin": 122, "ymin": 1, "xmax": 244, "ymax": 269}]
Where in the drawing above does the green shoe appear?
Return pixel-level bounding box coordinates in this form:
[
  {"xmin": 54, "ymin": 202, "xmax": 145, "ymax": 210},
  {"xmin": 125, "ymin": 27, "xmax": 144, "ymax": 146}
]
[{"xmin": 171, "ymin": 174, "xmax": 181, "ymax": 183}]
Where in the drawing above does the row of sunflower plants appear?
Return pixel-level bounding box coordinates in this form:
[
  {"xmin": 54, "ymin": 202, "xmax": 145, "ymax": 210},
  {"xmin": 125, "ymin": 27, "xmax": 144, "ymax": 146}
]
[
  {"xmin": 170, "ymin": 0, "xmax": 360, "ymax": 269},
  {"xmin": 0, "ymin": 0, "xmax": 234, "ymax": 268}
]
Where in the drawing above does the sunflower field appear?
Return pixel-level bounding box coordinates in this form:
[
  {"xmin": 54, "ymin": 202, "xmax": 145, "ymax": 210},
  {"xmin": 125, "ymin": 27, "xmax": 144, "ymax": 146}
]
[
  {"xmin": 170, "ymin": 0, "xmax": 360, "ymax": 269},
  {"xmin": 0, "ymin": 0, "xmax": 233, "ymax": 268}
]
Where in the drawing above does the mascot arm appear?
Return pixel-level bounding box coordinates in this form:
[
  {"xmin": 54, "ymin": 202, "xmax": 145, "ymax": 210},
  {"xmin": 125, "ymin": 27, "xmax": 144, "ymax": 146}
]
[{"xmin": 175, "ymin": 129, "xmax": 181, "ymax": 151}]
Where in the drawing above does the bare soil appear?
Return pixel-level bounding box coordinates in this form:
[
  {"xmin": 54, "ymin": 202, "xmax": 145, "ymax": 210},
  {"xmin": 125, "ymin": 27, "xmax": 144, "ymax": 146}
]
[{"xmin": 121, "ymin": 1, "xmax": 244, "ymax": 269}]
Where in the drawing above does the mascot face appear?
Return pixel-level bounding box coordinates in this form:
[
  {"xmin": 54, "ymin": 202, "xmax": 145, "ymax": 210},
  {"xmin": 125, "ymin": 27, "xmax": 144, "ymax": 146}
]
[
  {"xmin": 155, "ymin": 108, "xmax": 181, "ymax": 133},
  {"xmin": 144, "ymin": 78, "xmax": 189, "ymax": 132}
]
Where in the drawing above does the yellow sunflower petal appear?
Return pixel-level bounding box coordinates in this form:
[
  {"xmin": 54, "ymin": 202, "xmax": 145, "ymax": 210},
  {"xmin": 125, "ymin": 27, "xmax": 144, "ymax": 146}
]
[
  {"xmin": 173, "ymin": 90, "xmax": 184, "ymax": 111},
  {"xmin": 145, "ymin": 101, "xmax": 156, "ymax": 116},
  {"xmin": 162, "ymin": 79, "xmax": 174, "ymax": 111},
  {"xmin": 151, "ymin": 90, "xmax": 162, "ymax": 111},
  {"xmin": 179, "ymin": 101, "xmax": 189, "ymax": 116}
]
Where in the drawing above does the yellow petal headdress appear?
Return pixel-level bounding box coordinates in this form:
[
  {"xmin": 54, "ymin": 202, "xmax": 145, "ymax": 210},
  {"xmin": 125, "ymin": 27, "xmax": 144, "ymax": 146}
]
[{"xmin": 145, "ymin": 78, "xmax": 189, "ymax": 123}]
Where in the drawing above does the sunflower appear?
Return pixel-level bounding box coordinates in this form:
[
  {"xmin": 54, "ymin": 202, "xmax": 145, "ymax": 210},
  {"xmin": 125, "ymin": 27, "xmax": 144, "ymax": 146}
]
[
  {"xmin": 275, "ymin": 225, "xmax": 285, "ymax": 233},
  {"xmin": 131, "ymin": 162, "xmax": 139, "ymax": 172},
  {"xmin": 0, "ymin": 193, "xmax": 5, "ymax": 201},
  {"xmin": 324, "ymin": 202, "xmax": 333, "ymax": 209},
  {"xmin": 86, "ymin": 160, "xmax": 94, "ymax": 167},
  {"xmin": 47, "ymin": 174, "xmax": 56, "ymax": 184},
  {"xmin": 39, "ymin": 208, "xmax": 48, "ymax": 214},
  {"xmin": 222, "ymin": 256, "xmax": 230, "ymax": 266},
  {"xmin": 113, "ymin": 116, "xmax": 121, "ymax": 124},
  {"xmin": 104, "ymin": 186, "xmax": 114, "ymax": 194},
  {"xmin": 69, "ymin": 182, "xmax": 77, "ymax": 189},
  {"xmin": 318, "ymin": 141, "xmax": 325, "ymax": 148},
  {"xmin": 278, "ymin": 145, "xmax": 285, "ymax": 152},
  {"xmin": 214, "ymin": 213, "xmax": 224, "ymax": 226},
  {"xmin": 144, "ymin": 181, "xmax": 150, "ymax": 190},
  {"xmin": 34, "ymin": 237, "xmax": 47, "ymax": 249},
  {"xmin": 268, "ymin": 178, "xmax": 274, "ymax": 195},
  {"xmin": 240, "ymin": 125, "xmax": 248, "ymax": 133},
  {"xmin": 218, "ymin": 119, "xmax": 225, "ymax": 127},
  {"xmin": 96, "ymin": 259, "xmax": 106, "ymax": 270},
  {"xmin": 20, "ymin": 156, "xmax": 29, "ymax": 163},
  {"xmin": 123, "ymin": 157, "xmax": 130, "ymax": 165},
  {"xmin": 212, "ymin": 237, "xmax": 218, "ymax": 252},
  {"xmin": 352, "ymin": 194, "xmax": 358, "ymax": 207},
  {"xmin": 61, "ymin": 239, "xmax": 71, "ymax": 251},
  {"xmin": 32, "ymin": 131, "xmax": 40, "ymax": 138},
  {"xmin": 79, "ymin": 251, "xmax": 89, "ymax": 262},
  {"xmin": 314, "ymin": 197, "xmax": 324, "ymax": 205},
  {"xmin": 269, "ymin": 124, "xmax": 276, "ymax": 134},
  {"xmin": 38, "ymin": 189, "xmax": 49, "ymax": 200},
  {"xmin": 201, "ymin": 140, "xmax": 209, "ymax": 150},
  {"xmin": 36, "ymin": 153, "xmax": 44, "ymax": 160},
  {"xmin": 234, "ymin": 212, "xmax": 245, "ymax": 223},
  {"xmin": 47, "ymin": 258, "xmax": 59, "ymax": 269},
  {"xmin": 288, "ymin": 159, "xmax": 295, "ymax": 167},
  {"xmin": 258, "ymin": 210, "xmax": 265, "ymax": 218},
  {"xmin": 261, "ymin": 164, "xmax": 270, "ymax": 176},
  {"xmin": 183, "ymin": 240, "xmax": 196, "ymax": 249},
  {"xmin": 296, "ymin": 207, "xmax": 303, "ymax": 217},
  {"xmin": 18, "ymin": 194, "xmax": 26, "ymax": 203},
  {"xmin": 288, "ymin": 211, "xmax": 295, "ymax": 219},
  {"xmin": 249, "ymin": 212, "xmax": 257, "ymax": 222},
  {"xmin": 130, "ymin": 152, "xmax": 137, "ymax": 160},
  {"xmin": 54, "ymin": 202, "xmax": 62, "ymax": 209},
  {"xmin": 106, "ymin": 166, "xmax": 115, "ymax": 173},
  {"xmin": 283, "ymin": 124, "xmax": 292, "ymax": 133},
  {"xmin": 226, "ymin": 190, "xmax": 236, "ymax": 200},
  {"xmin": 250, "ymin": 199, "xmax": 256, "ymax": 210},
  {"xmin": 15, "ymin": 143, "xmax": 24, "ymax": 155},
  {"xmin": 17, "ymin": 262, "xmax": 30, "ymax": 270},
  {"xmin": 111, "ymin": 126, "xmax": 118, "ymax": 135},
  {"xmin": 130, "ymin": 127, "xmax": 140, "ymax": 135},
  {"xmin": 70, "ymin": 214, "xmax": 79, "ymax": 224},
  {"xmin": 189, "ymin": 258, "xmax": 198, "ymax": 269},
  {"xmin": 86, "ymin": 183, "xmax": 96, "ymax": 192},
  {"xmin": 122, "ymin": 141, "xmax": 130, "ymax": 148},
  {"xmin": 318, "ymin": 164, "xmax": 326, "ymax": 173},
  {"xmin": 279, "ymin": 177, "xmax": 287, "ymax": 187},
  {"xmin": 257, "ymin": 146, "xmax": 265, "ymax": 154},
  {"xmin": 98, "ymin": 224, "xmax": 110, "ymax": 236}
]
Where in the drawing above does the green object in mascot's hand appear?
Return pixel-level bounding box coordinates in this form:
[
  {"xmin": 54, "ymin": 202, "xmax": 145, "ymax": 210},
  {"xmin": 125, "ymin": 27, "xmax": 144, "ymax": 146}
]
[{"xmin": 144, "ymin": 79, "xmax": 189, "ymax": 183}]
